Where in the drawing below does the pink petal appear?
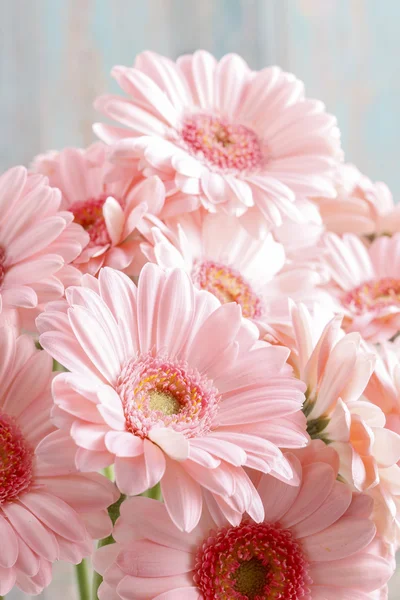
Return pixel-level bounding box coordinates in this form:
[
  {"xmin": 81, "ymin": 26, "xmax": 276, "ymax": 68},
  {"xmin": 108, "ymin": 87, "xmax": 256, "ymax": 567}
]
[
  {"xmin": 105, "ymin": 431, "xmax": 144, "ymax": 457},
  {"xmin": 2, "ymin": 502, "xmax": 59, "ymax": 562},
  {"xmin": 68, "ymin": 305, "xmax": 122, "ymax": 384},
  {"xmin": 280, "ymin": 463, "xmax": 335, "ymax": 528},
  {"xmin": 302, "ymin": 516, "xmax": 376, "ymax": 561},
  {"xmin": 0, "ymin": 515, "xmax": 18, "ymax": 568},
  {"xmin": 117, "ymin": 573, "xmax": 192, "ymax": 600},
  {"xmin": 156, "ymin": 268, "xmax": 195, "ymax": 359},
  {"xmin": 257, "ymin": 456, "xmax": 302, "ymax": 522},
  {"xmin": 309, "ymin": 554, "xmax": 393, "ymax": 591},
  {"xmin": 19, "ymin": 491, "xmax": 87, "ymax": 542},
  {"xmin": 148, "ymin": 428, "xmax": 189, "ymax": 461},
  {"xmin": 160, "ymin": 458, "xmax": 203, "ymax": 532},
  {"xmin": 292, "ymin": 481, "xmax": 352, "ymax": 538},
  {"xmin": 154, "ymin": 589, "xmax": 202, "ymax": 600},
  {"xmin": 187, "ymin": 302, "xmax": 241, "ymax": 372},
  {"xmin": 103, "ymin": 196, "xmax": 125, "ymax": 245},
  {"xmin": 118, "ymin": 496, "xmax": 196, "ymax": 551},
  {"xmin": 116, "ymin": 539, "xmax": 192, "ymax": 577}
]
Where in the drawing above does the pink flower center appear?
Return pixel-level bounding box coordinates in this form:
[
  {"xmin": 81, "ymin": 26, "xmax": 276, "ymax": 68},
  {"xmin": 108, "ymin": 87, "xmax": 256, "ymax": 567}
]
[
  {"xmin": 0, "ymin": 247, "xmax": 6, "ymax": 288},
  {"xmin": 194, "ymin": 521, "xmax": 310, "ymax": 600},
  {"xmin": 192, "ymin": 260, "xmax": 262, "ymax": 319},
  {"xmin": 343, "ymin": 277, "xmax": 400, "ymax": 313},
  {"xmin": 116, "ymin": 353, "xmax": 220, "ymax": 439},
  {"xmin": 70, "ymin": 195, "xmax": 114, "ymax": 246},
  {"xmin": 181, "ymin": 114, "xmax": 264, "ymax": 173},
  {"xmin": 0, "ymin": 412, "xmax": 34, "ymax": 504}
]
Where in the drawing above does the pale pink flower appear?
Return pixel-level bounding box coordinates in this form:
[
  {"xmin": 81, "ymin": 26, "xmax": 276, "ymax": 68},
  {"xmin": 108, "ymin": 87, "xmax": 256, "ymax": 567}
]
[
  {"xmin": 286, "ymin": 303, "xmax": 400, "ymax": 546},
  {"xmin": 365, "ymin": 342, "xmax": 400, "ymax": 545},
  {"xmin": 94, "ymin": 440, "xmax": 393, "ymax": 600},
  {"xmin": 94, "ymin": 50, "xmax": 341, "ymax": 236},
  {"xmin": 37, "ymin": 263, "xmax": 307, "ymax": 532},
  {"xmin": 0, "ymin": 324, "xmax": 118, "ymax": 597},
  {"xmin": 33, "ymin": 143, "xmax": 166, "ymax": 275},
  {"xmin": 143, "ymin": 210, "xmax": 330, "ymax": 329},
  {"xmin": 320, "ymin": 231, "xmax": 400, "ymax": 342},
  {"xmin": 0, "ymin": 166, "xmax": 88, "ymax": 318},
  {"xmin": 314, "ymin": 163, "xmax": 400, "ymax": 237}
]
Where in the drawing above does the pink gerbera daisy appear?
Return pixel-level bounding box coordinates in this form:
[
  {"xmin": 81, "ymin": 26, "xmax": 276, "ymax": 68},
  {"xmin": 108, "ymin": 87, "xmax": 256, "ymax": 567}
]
[
  {"xmin": 33, "ymin": 143, "xmax": 166, "ymax": 275},
  {"xmin": 0, "ymin": 324, "xmax": 118, "ymax": 596},
  {"xmin": 143, "ymin": 210, "xmax": 329, "ymax": 329},
  {"xmin": 365, "ymin": 342, "xmax": 400, "ymax": 544},
  {"xmin": 37, "ymin": 263, "xmax": 307, "ymax": 532},
  {"xmin": 283, "ymin": 303, "xmax": 400, "ymax": 545},
  {"xmin": 0, "ymin": 166, "xmax": 88, "ymax": 317},
  {"xmin": 94, "ymin": 50, "xmax": 341, "ymax": 236},
  {"xmin": 94, "ymin": 440, "xmax": 393, "ymax": 600},
  {"xmin": 320, "ymin": 232, "xmax": 400, "ymax": 342},
  {"xmin": 314, "ymin": 163, "xmax": 400, "ymax": 237}
]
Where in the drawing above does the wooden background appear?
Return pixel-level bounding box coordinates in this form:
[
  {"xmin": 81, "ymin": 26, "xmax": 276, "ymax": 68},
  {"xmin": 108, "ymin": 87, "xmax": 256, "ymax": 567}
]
[{"xmin": 1, "ymin": 0, "xmax": 399, "ymax": 597}]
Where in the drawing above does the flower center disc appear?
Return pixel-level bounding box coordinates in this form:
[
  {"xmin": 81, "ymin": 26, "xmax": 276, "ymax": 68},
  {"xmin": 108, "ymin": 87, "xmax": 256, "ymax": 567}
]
[
  {"xmin": 116, "ymin": 353, "xmax": 220, "ymax": 439},
  {"xmin": 0, "ymin": 412, "xmax": 34, "ymax": 504},
  {"xmin": 0, "ymin": 247, "xmax": 6, "ymax": 288},
  {"xmin": 343, "ymin": 277, "xmax": 400, "ymax": 313},
  {"xmin": 70, "ymin": 195, "xmax": 112, "ymax": 246},
  {"xmin": 192, "ymin": 260, "xmax": 262, "ymax": 319},
  {"xmin": 194, "ymin": 521, "xmax": 310, "ymax": 600},
  {"xmin": 148, "ymin": 390, "xmax": 181, "ymax": 415},
  {"xmin": 181, "ymin": 114, "xmax": 264, "ymax": 173},
  {"xmin": 234, "ymin": 557, "xmax": 268, "ymax": 598}
]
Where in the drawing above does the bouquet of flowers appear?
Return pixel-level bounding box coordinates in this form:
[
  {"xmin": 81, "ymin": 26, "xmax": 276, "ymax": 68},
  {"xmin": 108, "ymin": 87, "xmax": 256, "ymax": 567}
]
[{"xmin": 1, "ymin": 50, "xmax": 399, "ymax": 600}]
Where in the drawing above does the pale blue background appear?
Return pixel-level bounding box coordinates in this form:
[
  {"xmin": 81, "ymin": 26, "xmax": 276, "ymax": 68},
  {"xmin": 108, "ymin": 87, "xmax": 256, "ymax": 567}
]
[
  {"xmin": 1, "ymin": 0, "xmax": 399, "ymax": 597},
  {"xmin": 1, "ymin": 0, "xmax": 400, "ymax": 197}
]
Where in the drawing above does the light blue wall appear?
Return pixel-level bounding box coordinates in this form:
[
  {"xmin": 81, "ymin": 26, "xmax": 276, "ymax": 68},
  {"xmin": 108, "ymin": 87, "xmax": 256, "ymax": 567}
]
[{"xmin": 1, "ymin": 0, "xmax": 400, "ymax": 198}]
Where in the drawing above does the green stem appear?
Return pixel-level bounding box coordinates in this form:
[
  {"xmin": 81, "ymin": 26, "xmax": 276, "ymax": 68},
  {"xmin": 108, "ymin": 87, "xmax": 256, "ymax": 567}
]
[
  {"xmin": 92, "ymin": 494, "xmax": 125, "ymax": 600},
  {"xmin": 75, "ymin": 559, "xmax": 91, "ymax": 600},
  {"xmin": 92, "ymin": 570, "xmax": 103, "ymax": 600}
]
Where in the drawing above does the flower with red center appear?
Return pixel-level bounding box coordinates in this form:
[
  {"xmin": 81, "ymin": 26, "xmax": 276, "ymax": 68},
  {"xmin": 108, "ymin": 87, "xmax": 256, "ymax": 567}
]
[
  {"xmin": 37, "ymin": 263, "xmax": 307, "ymax": 532},
  {"xmin": 142, "ymin": 210, "xmax": 328, "ymax": 328},
  {"xmin": 194, "ymin": 521, "xmax": 309, "ymax": 599},
  {"xmin": 314, "ymin": 163, "xmax": 400, "ymax": 237},
  {"xmin": 93, "ymin": 50, "xmax": 341, "ymax": 236},
  {"xmin": 274, "ymin": 302, "xmax": 400, "ymax": 548},
  {"xmin": 0, "ymin": 324, "xmax": 118, "ymax": 597},
  {"xmin": 319, "ymin": 232, "xmax": 400, "ymax": 342},
  {"xmin": 0, "ymin": 412, "xmax": 34, "ymax": 505},
  {"xmin": 32, "ymin": 142, "xmax": 167, "ymax": 275},
  {"xmin": 70, "ymin": 194, "xmax": 114, "ymax": 246},
  {"xmin": 93, "ymin": 441, "xmax": 393, "ymax": 599},
  {"xmin": 0, "ymin": 166, "xmax": 88, "ymax": 323}
]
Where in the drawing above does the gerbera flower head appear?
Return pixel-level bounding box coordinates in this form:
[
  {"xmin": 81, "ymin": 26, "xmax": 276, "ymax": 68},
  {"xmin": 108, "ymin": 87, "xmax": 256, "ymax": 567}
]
[
  {"xmin": 314, "ymin": 163, "xmax": 400, "ymax": 237},
  {"xmin": 0, "ymin": 324, "xmax": 118, "ymax": 597},
  {"xmin": 365, "ymin": 342, "xmax": 400, "ymax": 544},
  {"xmin": 287, "ymin": 302, "xmax": 400, "ymax": 544},
  {"xmin": 143, "ymin": 210, "xmax": 330, "ymax": 329},
  {"xmin": 33, "ymin": 143, "xmax": 167, "ymax": 275},
  {"xmin": 0, "ymin": 166, "xmax": 88, "ymax": 317},
  {"xmin": 94, "ymin": 50, "xmax": 342, "ymax": 236},
  {"xmin": 94, "ymin": 440, "xmax": 393, "ymax": 599},
  {"xmin": 37, "ymin": 263, "xmax": 307, "ymax": 532},
  {"xmin": 320, "ymin": 231, "xmax": 400, "ymax": 342}
]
